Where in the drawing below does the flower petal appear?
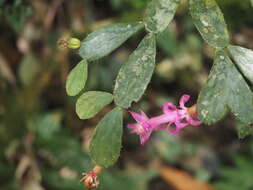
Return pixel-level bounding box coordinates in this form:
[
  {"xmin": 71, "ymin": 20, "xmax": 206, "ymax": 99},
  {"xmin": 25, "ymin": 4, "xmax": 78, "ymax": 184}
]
[
  {"xmin": 179, "ymin": 94, "xmax": 190, "ymax": 109},
  {"xmin": 163, "ymin": 102, "xmax": 177, "ymax": 114},
  {"xmin": 140, "ymin": 130, "xmax": 152, "ymax": 145},
  {"xmin": 140, "ymin": 110, "xmax": 149, "ymax": 120},
  {"xmin": 167, "ymin": 126, "xmax": 180, "ymax": 135},
  {"xmin": 175, "ymin": 121, "xmax": 188, "ymax": 129},
  {"xmin": 127, "ymin": 124, "xmax": 140, "ymax": 134},
  {"xmin": 127, "ymin": 123, "xmax": 137, "ymax": 129},
  {"xmin": 129, "ymin": 111, "xmax": 146, "ymax": 123},
  {"xmin": 154, "ymin": 124, "xmax": 168, "ymax": 130},
  {"xmin": 167, "ymin": 121, "xmax": 188, "ymax": 134},
  {"xmin": 187, "ymin": 117, "xmax": 202, "ymax": 126}
]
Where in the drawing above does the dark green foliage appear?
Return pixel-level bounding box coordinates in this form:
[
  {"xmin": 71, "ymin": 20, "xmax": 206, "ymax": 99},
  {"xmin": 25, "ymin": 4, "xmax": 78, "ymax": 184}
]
[
  {"xmin": 198, "ymin": 50, "xmax": 253, "ymax": 125},
  {"xmin": 215, "ymin": 157, "xmax": 253, "ymax": 190},
  {"xmin": 228, "ymin": 45, "xmax": 253, "ymax": 85},
  {"xmin": 114, "ymin": 34, "xmax": 156, "ymax": 108},
  {"xmin": 34, "ymin": 112, "xmax": 61, "ymax": 139},
  {"xmin": 90, "ymin": 107, "xmax": 123, "ymax": 167},
  {"xmin": 189, "ymin": 0, "xmax": 229, "ymax": 48},
  {"xmin": 0, "ymin": 0, "xmax": 33, "ymax": 32},
  {"xmin": 144, "ymin": 0, "xmax": 179, "ymax": 33},
  {"xmin": 237, "ymin": 122, "xmax": 252, "ymax": 139},
  {"xmin": 79, "ymin": 22, "xmax": 144, "ymax": 61},
  {"xmin": 42, "ymin": 170, "xmax": 84, "ymax": 190},
  {"xmin": 35, "ymin": 133, "xmax": 92, "ymax": 172},
  {"xmin": 66, "ymin": 60, "xmax": 88, "ymax": 96},
  {"xmin": 76, "ymin": 91, "xmax": 113, "ymax": 120}
]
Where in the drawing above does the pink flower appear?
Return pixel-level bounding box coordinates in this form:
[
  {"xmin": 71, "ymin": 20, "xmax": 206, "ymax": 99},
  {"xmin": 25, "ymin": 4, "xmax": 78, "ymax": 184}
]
[
  {"xmin": 161, "ymin": 102, "xmax": 187, "ymax": 134},
  {"xmin": 161, "ymin": 94, "xmax": 201, "ymax": 134},
  {"xmin": 128, "ymin": 94, "xmax": 201, "ymax": 145},
  {"xmin": 127, "ymin": 111, "xmax": 152, "ymax": 145},
  {"xmin": 177, "ymin": 94, "xmax": 202, "ymax": 127}
]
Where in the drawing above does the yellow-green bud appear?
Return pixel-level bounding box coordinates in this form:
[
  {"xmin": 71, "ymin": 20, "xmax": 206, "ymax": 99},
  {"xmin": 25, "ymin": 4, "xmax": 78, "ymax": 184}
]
[{"xmin": 67, "ymin": 37, "xmax": 81, "ymax": 49}]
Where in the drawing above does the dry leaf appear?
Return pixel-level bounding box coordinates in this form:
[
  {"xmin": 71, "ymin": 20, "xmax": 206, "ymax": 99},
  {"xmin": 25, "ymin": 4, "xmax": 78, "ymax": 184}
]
[{"xmin": 160, "ymin": 166, "xmax": 215, "ymax": 190}]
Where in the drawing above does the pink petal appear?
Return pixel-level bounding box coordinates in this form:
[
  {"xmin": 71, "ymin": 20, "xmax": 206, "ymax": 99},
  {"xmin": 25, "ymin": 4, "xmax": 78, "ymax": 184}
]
[
  {"xmin": 179, "ymin": 94, "xmax": 190, "ymax": 109},
  {"xmin": 187, "ymin": 117, "xmax": 202, "ymax": 126},
  {"xmin": 167, "ymin": 126, "xmax": 180, "ymax": 135},
  {"xmin": 175, "ymin": 121, "xmax": 188, "ymax": 129},
  {"xmin": 140, "ymin": 130, "xmax": 152, "ymax": 145},
  {"xmin": 140, "ymin": 110, "xmax": 149, "ymax": 120},
  {"xmin": 167, "ymin": 121, "xmax": 187, "ymax": 134},
  {"xmin": 163, "ymin": 102, "xmax": 177, "ymax": 114},
  {"xmin": 129, "ymin": 111, "xmax": 146, "ymax": 123},
  {"xmin": 127, "ymin": 124, "xmax": 136, "ymax": 129},
  {"xmin": 127, "ymin": 124, "xmax": 140, "ymax": 134},
  {"xmin": 154, "ymin": 125, "xmax": 168, "ymax": 130}
]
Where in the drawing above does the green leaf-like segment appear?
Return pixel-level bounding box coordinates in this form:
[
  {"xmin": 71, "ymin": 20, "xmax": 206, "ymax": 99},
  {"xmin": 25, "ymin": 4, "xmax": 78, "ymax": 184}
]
[
  {"xmin": 197, "ymin": 50, "xmax": 253, "ymax": 125},
  {"xmin": 189, "ymin": 0, "xmax": 229, "ymax": 48},
  {"xmin": 66, "ymin": 60, "xmax": 88, "ymax": 96},
  {"xmin": 89, "ymin": 107, "xmax": 123, "ymax": 167},
  {"xmin": 79, "ymin": 22, "xmax": 144, "ymax": 61},
  {"xmin": 144, "ymin": 0, "xmax": 180, "ymax": 33},
  {"xmin": 76, "ymin": 91, "xmax": 113, "ymax": 120},
  {"xmin": 114, "ymin": 34, "xmax": 156, "ymax": 108},
  {"xmin": 228, "ymin": 45, "xmax": 253, "ymax": 85},
  {"xmin": 237, "ymin": 122, "xmax": 252, "ymax": 139}
]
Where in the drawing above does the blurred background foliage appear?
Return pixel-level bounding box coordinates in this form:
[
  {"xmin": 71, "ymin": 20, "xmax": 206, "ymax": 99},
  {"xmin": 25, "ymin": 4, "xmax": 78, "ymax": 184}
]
[{"xmin": 0, "ymin": 0, "xmax": 253, "ymax": 189}]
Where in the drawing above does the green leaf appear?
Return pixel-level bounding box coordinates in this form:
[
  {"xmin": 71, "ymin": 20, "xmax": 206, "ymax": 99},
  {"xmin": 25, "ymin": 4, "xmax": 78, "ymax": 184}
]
[
  {"xmin": 42, "ymin": 170, "xmax": 84, "ymax": 190},
  {"xmin": 228, "ymin": 45, "xmax": 253, "ymax": 85},
  {"xmin": 114, "ymin": 34, "xmax": 156, "ymax": 108},
  {"xmin": 66, "ymin": 60, "xmax": 88, "ymax": 96},
  {"xmin": 189, "ymin": 0, "xmax": 229, "ymax": 48},
  {"xmin": 89, "ymin": 107, "xmax": 123, "ymax": 167},
  {"xmin": 197, "ymin": 50, "xmax": 253, "ymax": 125},
  {"xmin": 144, "ymin": 0, "xmax": 180, "ymax": 33},
  {"xmin": 214, "ymin": 156, "xmax": 253, "ymax": 190},
  {"xmin": 35, "ymin": 133, "xmax": 92, "ymax": 172},
  {"xmin": 19, "ymin": 53, "xmax": 40, "ymax": 86},
  {"xmin": 237, "ymin": 122, "xmax": 252, "ymax": 139},
  {"xmin": 36, "ymin": 112, "xmax": 62, "ymax": 138},
  {"xmin": 76, "ymin": 91, "xmax": 113, "ymax": 120},
  {"xmin": 79, "ymin": 22, "xmax": 144, "ymax": 61}
]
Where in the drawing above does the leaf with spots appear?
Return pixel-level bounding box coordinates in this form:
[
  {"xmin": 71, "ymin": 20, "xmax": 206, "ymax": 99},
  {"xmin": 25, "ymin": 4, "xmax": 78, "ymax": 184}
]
[
  {"xmin": 189, "ymin": 0, "xmax": 229, "ymax": 48},
  {"xmin": 66, "ymin": 60, "xmax": 88, "ymax": 96},
  {"xmin": 79, "ymin": 22, "xmax": 144, "ymax": 61},
  {"xmin": 89, "ymin": 107, "xmax": 123, "ymax": 168},
  {"xmin": 228, "ymin": 45, "xmax": 253, "ymax": 85},
  {"xmin": 144, "ymin": 0, "xmax": 180, "ymax": 33},
  {"xmin": 76, "ymin": 91, "xmax": 113, "ymax": 120},
  {"xmin": 114, "ymin": 34, "xmax": 156, "ymax": 108},
  {"xmin": 198, "ymin": 50, "xmax": 253, "ymax": 125}
]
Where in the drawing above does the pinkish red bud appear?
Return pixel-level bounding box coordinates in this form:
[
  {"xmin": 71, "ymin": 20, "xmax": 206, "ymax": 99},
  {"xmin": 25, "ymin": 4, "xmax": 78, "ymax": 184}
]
[
  {"xmin": 80, "ymin": 165, "xmax": 102, "ymax": 189},
  {"xmin": 57, "ymin": 37, "xmax": 81, "ymax": 49},
  {"xmin": 58, "ymin": 39, "xmax": 69, "ymax": 49}
]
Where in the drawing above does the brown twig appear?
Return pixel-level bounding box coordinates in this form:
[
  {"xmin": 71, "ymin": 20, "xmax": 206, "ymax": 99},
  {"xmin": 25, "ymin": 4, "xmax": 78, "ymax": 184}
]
[{"xmin": 44, "ymin": 0, "xmax": 64, "ymax": 30}]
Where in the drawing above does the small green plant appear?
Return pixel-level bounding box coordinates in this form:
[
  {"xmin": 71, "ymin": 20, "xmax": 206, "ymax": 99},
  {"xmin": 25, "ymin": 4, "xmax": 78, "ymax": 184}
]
[
  {"xmin": 215, "ymin": 156, "xmax": 253, "ymax": 190},
  {"xmin": 63, "ymin": 0, "xmax": 253, "ymax": 187},
  {"xmin": 0, "ymin": 0, "xmax": 32, "ymax": 32}
]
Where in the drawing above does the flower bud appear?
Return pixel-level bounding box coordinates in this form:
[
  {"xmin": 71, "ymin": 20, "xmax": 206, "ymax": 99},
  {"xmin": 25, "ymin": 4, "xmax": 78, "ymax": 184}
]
[
  {"xmin": 80, "ymin": 165, "xmax": 102, "ymax": 189},
  {"xmin": 67, "ymin": 37, "xmax": 81, "ymax": 49},
  {"xmin": 58, "ymin": 39, "xmax": 69, "ymax": 49},
  {"xmin": 80, "ymin": 171, "xmax": 99, "ymax": 189}
]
